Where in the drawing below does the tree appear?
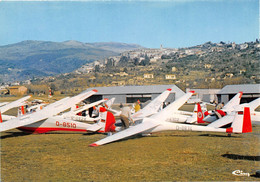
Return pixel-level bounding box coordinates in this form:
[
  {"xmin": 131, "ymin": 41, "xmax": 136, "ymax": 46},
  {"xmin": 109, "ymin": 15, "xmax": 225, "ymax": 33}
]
[
  {"xmin": 140, "ymin": 54, "xmax": 150, "ymax": 66},
  {"xmin": 118, "ymin": 56, "xmax": 129, "ymax": 66},
  {"xmin": 106, "ymin": 58, "xmax": 114, "ymax": 69},
  {"xmin": 94, "ymin": 65, "xmax": 100, "ymax": 72},
  {"xmin": 133, "ymin": 57, "xmax": 139, "ymax": 65},
  {"xmin": 50, "ymin": 83, "xmax": 56, "ymax": 91}
]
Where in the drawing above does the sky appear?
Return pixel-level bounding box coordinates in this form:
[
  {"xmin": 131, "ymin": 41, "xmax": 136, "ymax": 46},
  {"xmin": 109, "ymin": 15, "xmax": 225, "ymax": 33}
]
[{"xmin": 0, "ymin": 0, "xmax": 258, "ymax": 48}]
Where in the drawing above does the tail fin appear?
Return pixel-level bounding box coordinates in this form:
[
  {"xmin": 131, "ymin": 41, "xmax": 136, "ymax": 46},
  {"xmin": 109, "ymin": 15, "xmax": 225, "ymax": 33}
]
[
  {"xmin": 98, "ymin": 107, "xmax": 116, "ymax": 133},
  {"xmin": 21, "ymin": 105, "xmax": 25, "ymax": 115},
  {"xmin": 197, "ymin": 103, "xmax": 204, "ymax": 123},
  {"xmin": 0, "ymin": 111, "xmax": 2, "ymax": 123},
  {"xmin": 18, "ymin": 105, "xmax": 26, "ymax": 116},
  {"xmin": 105, "ymin": 98, "xmax": 115, "ymax": 109},
  {"xmin": 226, "ymin": 107, "xmax": 252, "ymax": 133},
  {"xmin": 104, "ymin": 111, "xmax": 116, "ymax": 132}
]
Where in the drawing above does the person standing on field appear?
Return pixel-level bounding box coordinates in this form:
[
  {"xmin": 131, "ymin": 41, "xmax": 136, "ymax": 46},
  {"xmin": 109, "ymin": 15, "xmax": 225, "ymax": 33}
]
[{"xmin": 120, "ymin": 105, "xmax": 133, "ymax": 129}]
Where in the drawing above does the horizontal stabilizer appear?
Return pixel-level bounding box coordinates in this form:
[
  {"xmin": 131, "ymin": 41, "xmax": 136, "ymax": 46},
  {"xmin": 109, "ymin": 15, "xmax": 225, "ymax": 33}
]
[
  {"xmin": 86, "ymin": 123, "xmax": 103, "ymax": 132},
  {"xmin": 207, "ymin": 114, "xmax": 235, "ymax": 128}
]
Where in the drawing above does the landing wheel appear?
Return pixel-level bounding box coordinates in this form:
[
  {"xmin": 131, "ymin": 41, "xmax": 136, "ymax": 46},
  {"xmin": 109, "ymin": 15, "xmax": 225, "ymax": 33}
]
[{"xmin": 228, "ymin": 133, "xmax": 231, "ymax": 137}]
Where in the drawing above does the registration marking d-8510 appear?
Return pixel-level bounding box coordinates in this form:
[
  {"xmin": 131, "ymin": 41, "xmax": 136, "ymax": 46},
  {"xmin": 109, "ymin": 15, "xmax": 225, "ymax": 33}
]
[{"xmin": 56, "ymin": 121, "xmax": 76, "ymax": 128}]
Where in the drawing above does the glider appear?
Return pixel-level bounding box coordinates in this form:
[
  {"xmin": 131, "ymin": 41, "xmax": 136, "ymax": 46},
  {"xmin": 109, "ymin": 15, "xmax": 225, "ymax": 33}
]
[
  {"xmin": 89, "ymin": 90, "xmax": 252, "ymax": 146},
  {"xmin": 0, "ymin": 95, "xmax": 31, "ymax": 121},
  {"xmin": 0, "ymin": 90, "xmax": 97, "ymax": 133},
  {"xmin": 204, "ymin": 92, "xmax": 260, "ymax": 124},
  {"xmin": 207, "ymin": 97, "xmax": 260, "ymax": 128}
]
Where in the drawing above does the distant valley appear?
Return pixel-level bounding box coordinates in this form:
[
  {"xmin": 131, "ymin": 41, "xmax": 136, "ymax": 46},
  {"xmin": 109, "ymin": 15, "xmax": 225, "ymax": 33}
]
[{"xmin": 0, "ymin": 40, "xmax": 143, "ymax": 82}]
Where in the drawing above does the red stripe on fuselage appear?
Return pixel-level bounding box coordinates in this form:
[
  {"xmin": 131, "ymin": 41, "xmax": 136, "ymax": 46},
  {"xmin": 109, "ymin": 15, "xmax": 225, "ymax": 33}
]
[{"xmin": 18, "ymin": 127, "xmax": 86, "ymax": 134}]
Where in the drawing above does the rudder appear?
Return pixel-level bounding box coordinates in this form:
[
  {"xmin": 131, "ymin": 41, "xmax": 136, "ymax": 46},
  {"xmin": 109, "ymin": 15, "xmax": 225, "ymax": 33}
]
[{"xmin": 197, "ymin": 103, "xmax": 204, "ymax": 123}]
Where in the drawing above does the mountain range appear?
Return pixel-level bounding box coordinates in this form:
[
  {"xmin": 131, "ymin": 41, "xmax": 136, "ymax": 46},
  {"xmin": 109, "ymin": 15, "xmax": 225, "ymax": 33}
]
[{"xmin": 0, "ymin": 40, "xmax": 143, "ymax": 82}]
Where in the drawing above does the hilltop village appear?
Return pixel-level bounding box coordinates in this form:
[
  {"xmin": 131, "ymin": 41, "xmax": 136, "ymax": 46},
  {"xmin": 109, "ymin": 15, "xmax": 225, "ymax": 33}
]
[{"xmin": 69, "ymin": 41, "xmax": 259, "ymax": 91}]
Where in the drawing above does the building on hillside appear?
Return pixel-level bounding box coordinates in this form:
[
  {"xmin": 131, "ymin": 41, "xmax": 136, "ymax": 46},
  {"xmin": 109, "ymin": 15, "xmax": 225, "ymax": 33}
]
[
  {"xmin": 204, "ymin": 64, "xmax": 212, "ymax": 69},
  {"xmin": 85, "ymin": 85, "xmax": 185, "ymax": 104},
  {"xmin": 186, "ymin": 88, "xmax": 221, "ymax": 103},
  {"xmin": 115, "ymin": 72, "xmax": 128, "ymax": 77},
  {"xmin": 171, "ymin": 67, "xmax": 177, "ymax": 72},
  {"xmin": 8, "ymin": 86, "xmax": 28, "ymax": 96},
  {"xmin": 239, "ymin": 69, "xmax": 246, "ymax": 74},
  {"xmin": 224, "ymin": 73, "xmax": 234, "ymax": 78},
  {"xmin": 165, "ymin": 74, "xmax": 176, "ymax": 80},
  {"xmin": 217, "ymin": 84, "xmax": 260, "ymax": 104},
  {"xmin": 111, "ymin": 81, "xmax": 125, "ymax": 86},
  {"xmin": 144, "ymin": 74, "xmax": 154, "ymax": 79}
]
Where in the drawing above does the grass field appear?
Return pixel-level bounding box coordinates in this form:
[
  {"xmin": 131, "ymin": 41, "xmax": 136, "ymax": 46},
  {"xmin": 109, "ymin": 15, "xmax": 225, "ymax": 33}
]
[{"xmin": 1, "ymin": 96, "xmax": 259, "ymax": 181}]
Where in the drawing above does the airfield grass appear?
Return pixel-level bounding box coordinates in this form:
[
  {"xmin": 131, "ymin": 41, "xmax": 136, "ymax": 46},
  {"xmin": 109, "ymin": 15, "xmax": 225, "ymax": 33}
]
[
  {"xmin": 1, "ymin": 96, "xmax": 259, "ymax": 181},
  {"xmin": 1, "ymin": 127, "xmax": 259, "ymax": 181}
]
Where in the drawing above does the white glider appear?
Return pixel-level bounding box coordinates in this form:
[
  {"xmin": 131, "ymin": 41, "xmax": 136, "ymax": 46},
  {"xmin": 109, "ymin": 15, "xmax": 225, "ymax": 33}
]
[
  {"xmin": 0, "ymin": 95, "xmax": 31, "ymax": 121},
  {"xmin": 207, "ymin": 97, "xmax": 260, "ymax": 128},
  {"xmin": 0, "ymin": 90, "xmax": 97, "ymax": 133},
  {"xmin": 90, "ymin": 105, "xmax": 252, "ymax": 147},
  {"xmin": 204, "ymin": 92, "xmax": 260, "ymax": 124}
]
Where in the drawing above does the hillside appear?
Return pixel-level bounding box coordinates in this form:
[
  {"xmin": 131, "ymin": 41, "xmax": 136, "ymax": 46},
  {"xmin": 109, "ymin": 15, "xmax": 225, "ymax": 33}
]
[
  {"xmin": 0, "ymin": 40, "xmax": 143, "ymax": 82},
  {"xmin": 27, "ymin": 40, "xmax": 259, "ymax": 94},
  {"xmin": 1, "ymin": 40, "xmax": 259, "ymax": 94}
]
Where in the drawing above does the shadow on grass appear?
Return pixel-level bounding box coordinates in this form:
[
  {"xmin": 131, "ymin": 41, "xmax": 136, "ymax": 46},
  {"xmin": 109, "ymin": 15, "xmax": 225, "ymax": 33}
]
[
  {"xmin": 250, "ymin": 173, "xmax": 260, "ymax": 178},
  {"xmin": 167, "ymin": 134, "xmax": 192, "ymax": 137},
  {"xmin": 1, "ymin": 131, "xmax": 95, "ymax": 139},
  {"xmin": 0, "ymin": 132, "xmax": 32, "ymax": 139},
  {"xmin": 109, "ymin": 135, "xmax": 145, "ymax": 144},
  {"xmin": 42, "ymin": 132, "xmax": 88, "ymax": 135},
  {"xmin": 199, "ymin": 134, "xmax": 241, "ymax": 138},
  {"xmin": 222, "ymin": 153, "xmax": 260, "ymax": 161},
  {"xmin": 82, "ymin": 132, "xmax": 100, "ymax": 136}
]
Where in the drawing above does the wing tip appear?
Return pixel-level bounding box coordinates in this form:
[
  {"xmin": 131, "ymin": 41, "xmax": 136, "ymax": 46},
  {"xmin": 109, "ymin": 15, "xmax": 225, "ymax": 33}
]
[
  {"xmin": 89, "ymin": 143, "xmax": 99, "ymax": 147},
  {"xmin": 189, "ymin": 91, "xmax": 195, "ymax": 94},
  {"xmin": 92, "ymin": 89, "xmax": 98, "ymax": 92},
  {"xmin": 167, "ymin": 88, "xmax": 172, "ymax": 91},
  {"xmin": 239, "ymin": 91, "xmax": 243, "ymax": 98}
]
